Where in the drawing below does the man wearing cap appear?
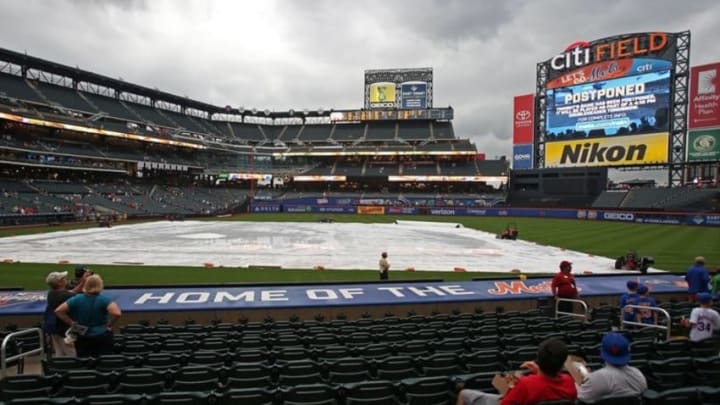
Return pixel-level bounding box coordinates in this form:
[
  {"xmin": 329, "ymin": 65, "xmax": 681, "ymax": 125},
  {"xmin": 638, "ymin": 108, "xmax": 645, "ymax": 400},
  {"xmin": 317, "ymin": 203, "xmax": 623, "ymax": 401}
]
[
  {"xmin": 685, "ymin": 256, "xmax": 710, "ymax": 302},
  {"xmin": 552, "ymin": 260, "xmax": 578, "ymax": 315},
  {"xmin": 619, "ymin": 280, "xmax": 640, "ymax": 327},
  {"xmin": 576, "ymin": 332, "xmax": 647, "ymax": 403},
  {"xmin": 635, "ymin": 285, "xmax": 657, "ymax": 325},
  {"xmin": 44, "ymin": 270, "xmax": 88, "ymax": 356},
  {"xmin": 683, "ymin": 293, "xmax": 720, "ymax": 343}
]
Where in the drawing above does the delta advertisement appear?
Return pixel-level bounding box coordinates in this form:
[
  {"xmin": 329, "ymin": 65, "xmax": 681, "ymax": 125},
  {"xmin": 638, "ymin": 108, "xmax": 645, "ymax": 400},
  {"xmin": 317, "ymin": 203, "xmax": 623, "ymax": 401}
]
[
  {"xmin": 513, "ymin": 144, "xmax": 533, "ymax": 170},
  {"xmin": 689, "ymin": 62, "xmax": 720, "ymax": 129},
  {"xmin": 687, "ymin": 129, "xmax": 720, "ymax": 162},
  {"xmin": 546, "ymin": 69, "xmax": 671, "ymax": 141},
  {"xmin": 513, "ymin": 94, "xmax": 534, "ymax": 144},
  {"xmin": 400, "ymin": 82, "xmax": 428, "ymax": 108},
  {"xmin": 368, "ymin": 82, "xmax": 396, "ymax": 108}
]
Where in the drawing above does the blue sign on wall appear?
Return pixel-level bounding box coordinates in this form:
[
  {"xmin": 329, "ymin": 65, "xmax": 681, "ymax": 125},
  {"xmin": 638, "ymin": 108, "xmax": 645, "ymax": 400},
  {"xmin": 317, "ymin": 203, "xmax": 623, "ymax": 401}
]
[
  {"xmin": 513, "ymin": 144, "xmax": 534, "ymax": 170},
  {"xmin": 0, "ymin": 275, "xmax": 686, "ymax": 316}
]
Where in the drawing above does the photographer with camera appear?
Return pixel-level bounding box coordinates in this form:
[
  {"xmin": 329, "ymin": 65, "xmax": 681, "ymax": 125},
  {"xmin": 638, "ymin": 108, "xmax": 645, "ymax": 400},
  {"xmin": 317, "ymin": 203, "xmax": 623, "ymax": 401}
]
[
  {"xmin": 43, "ymin": 270, "xmax": 89, "ymax": 357},
  {"xmin": 54, "ymin": 274, "xmax": 121, "ymax": 357},
  {"xmin": 68, "ymin": 265, "xmax": 93, "ymax": 290}
]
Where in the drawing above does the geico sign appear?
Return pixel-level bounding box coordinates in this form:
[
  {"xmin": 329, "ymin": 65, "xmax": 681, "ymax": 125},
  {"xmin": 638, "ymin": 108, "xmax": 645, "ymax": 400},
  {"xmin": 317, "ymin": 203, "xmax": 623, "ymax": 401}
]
[
  {"xmin": 514, "ymin": 153, "xmax": 531, "ymax": 160},
  {"xmin": 544, "ymin": 133, "xmax": 669, "ymax": 167},
  {"xmin": 550, "ymin": 33, "xmax": 669, "ymax": 71},
  {"xmin": 603, "ymin": 212, "xmax": 635, "ymax": 221}
]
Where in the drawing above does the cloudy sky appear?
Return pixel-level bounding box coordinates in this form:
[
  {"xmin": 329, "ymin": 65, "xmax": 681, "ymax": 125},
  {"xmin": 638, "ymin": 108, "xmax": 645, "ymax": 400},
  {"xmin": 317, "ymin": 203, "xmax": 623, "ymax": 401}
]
[{"xmin": 0, "ymin": 0, "xmax": 719, "ymax": 169}]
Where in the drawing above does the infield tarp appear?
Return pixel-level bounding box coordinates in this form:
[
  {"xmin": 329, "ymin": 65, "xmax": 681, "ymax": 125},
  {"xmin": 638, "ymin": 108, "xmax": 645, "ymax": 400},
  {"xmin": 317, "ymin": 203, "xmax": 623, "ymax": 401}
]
[{"xmin": 0, "ymin": 274, "xmax": 687, "ymax": 315}]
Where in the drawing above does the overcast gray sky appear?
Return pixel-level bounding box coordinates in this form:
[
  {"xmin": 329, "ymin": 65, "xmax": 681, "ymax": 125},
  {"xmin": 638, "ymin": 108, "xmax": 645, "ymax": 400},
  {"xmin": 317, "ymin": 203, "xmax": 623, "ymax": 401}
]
[{"xmin": 0, "ymin": 0, "xmax": 719, "ymax": 168}]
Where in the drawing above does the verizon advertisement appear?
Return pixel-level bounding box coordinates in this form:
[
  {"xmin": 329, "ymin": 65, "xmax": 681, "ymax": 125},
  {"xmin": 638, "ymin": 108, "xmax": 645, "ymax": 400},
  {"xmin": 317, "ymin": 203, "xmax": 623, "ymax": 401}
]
[
  {"xmin": 513, "ymin": 94, "xmax": 534, "ymax": 144},
  {"xmin": 689, "ymin": 62, "xmax": 720, "ymax": 129}
]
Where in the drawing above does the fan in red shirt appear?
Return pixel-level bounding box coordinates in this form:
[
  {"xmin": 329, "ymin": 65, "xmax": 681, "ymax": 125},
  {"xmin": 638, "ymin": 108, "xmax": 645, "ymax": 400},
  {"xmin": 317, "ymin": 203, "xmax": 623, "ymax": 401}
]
[
  {"xmin": 456, "ymin": 338, "xmax": 577, "ymax": 405},
  {"xmin": 552, "ymin": 260, "xmax": 578, "ymax": 314}
]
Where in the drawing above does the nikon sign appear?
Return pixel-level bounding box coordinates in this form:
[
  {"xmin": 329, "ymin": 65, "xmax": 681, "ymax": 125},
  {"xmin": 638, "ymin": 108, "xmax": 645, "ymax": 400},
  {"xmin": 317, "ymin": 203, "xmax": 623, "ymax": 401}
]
[{"xmin": 544, "ymin": 132, "xmax": 669, "ymax": 167}]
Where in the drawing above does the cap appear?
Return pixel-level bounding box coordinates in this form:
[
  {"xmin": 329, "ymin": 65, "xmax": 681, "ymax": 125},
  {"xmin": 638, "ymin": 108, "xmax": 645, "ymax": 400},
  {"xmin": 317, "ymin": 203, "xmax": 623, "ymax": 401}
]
[
  {"xmin": 695, "ymin": 256, "xmax": 705, "ymax": 264},
  {"xmin": 626, "ymin": 280, "xmax": 639, "ymax": 290},
  {"xmin": 637, "ymin": 285, "xmax": 649, "ymax": 295},
  {"xmin": 697, "ymin": 292, "xmax": 713, "ymax": 304},
  {"xmin": 560, "ymin": 260, "xmax": 572, "ymax": 269},
  {"xmin": 75, "ymin": 265, "xmax": 89, "ymax": 278},
  {"xmin": 46, "ymin": 271, "xmax": 68, "ymax": 286},
  {"xmin": 600, "ymin": 333, "xmax": 631, "ymax": 366}
]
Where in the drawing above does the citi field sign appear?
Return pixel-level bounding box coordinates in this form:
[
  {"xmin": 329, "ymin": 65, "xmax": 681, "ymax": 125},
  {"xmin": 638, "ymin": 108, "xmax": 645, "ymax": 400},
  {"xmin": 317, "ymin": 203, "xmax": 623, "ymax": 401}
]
[{"xmin": 546, "ymin": 32, "xmax": 676, "ymax": 80}]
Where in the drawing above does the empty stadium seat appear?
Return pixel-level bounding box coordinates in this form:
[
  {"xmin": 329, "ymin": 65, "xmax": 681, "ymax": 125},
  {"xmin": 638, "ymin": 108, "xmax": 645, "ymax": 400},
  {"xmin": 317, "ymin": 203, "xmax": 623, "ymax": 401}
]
[
  {"xmin": 217, "ymin": 387, "xmax": 276, "ymax": 405},
  {"xmin": 399, "ymin": 376, "xmax": 453, "ymax": 405},
  {"xmin": 374, "ymin": 356, "xmax": 422, "ymax": 381},
  {"xmin": 114, "ymin": 368, "xmax": 167, "ymax": 395},
  {"xmin": 224, "ymin": 362, "xmax": 274, "ymax": 390},
  {"xmin": 342, "ymin": 380, "xmax": 403, "ymax": 405},
  {"xmin": 0, "ymin": 374, "xmax": 55, "ymax": 401},
  {"xmin": 281, "ymin": 383, "xmax": 339, "ymax": 405},
  {"xmin": 326, "ymin": 358, "xmax": 372, "ymax": 384}
]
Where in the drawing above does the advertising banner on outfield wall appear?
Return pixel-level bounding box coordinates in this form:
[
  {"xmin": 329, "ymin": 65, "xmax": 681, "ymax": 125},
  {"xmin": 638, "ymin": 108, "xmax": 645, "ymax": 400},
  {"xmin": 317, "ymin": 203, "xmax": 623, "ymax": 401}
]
[
  {"xmin": 513, "ymin": 94, "xmax": 535, "ymax": 144},
  {"xmin": 0, "ymin": 275, "xmax": 688, "ymax": 315},
  {"xmin": 689, "ymin": 62, "xmax": 720, "ymax": 129},
  {"xmin": 544, "ymin": 132, "xmax": 669, "ymax": 167},
  {"xmin": 687, "ymin": 129, "xmax": 720, "ymax": 162}
]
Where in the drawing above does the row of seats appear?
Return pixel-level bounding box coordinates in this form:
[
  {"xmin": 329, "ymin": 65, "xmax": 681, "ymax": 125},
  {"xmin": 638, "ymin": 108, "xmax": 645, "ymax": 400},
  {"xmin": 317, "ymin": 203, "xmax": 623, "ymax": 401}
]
[{"xmin": 3, "ymin": 373, "xmax": 720, "ymax": 404}]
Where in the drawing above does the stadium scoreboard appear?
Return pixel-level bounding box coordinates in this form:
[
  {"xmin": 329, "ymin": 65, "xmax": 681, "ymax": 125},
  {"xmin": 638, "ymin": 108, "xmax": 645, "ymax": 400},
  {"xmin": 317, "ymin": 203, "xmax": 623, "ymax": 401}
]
[
  {"xmin": 536, "ymin": 32, "xmax": 685, "ymax": 168},
  {"xmin": 364, "ymin": 68, "xmax": 433, "ymax": 110}
]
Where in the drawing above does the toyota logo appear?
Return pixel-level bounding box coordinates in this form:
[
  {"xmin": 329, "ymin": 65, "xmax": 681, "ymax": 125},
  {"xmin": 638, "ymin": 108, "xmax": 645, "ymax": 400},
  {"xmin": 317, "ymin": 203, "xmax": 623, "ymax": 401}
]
[{"xmin": 515, "ymin": 110, "xmax": 531, "ymax": 121}]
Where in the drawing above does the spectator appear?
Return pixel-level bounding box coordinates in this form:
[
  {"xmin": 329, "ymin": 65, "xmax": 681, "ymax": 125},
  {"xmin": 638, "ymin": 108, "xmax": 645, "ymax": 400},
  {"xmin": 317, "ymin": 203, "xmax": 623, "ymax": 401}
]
[
  {"xmin": 457, "ymin": 338, "xmax": 576, "ymax": 405},
  {"xmin": 682, "ymin": 292, "xmax": 720, "ymax": 343},
  {"xmin": 44, "ymin": 271, "xmax": 85, "ymax": 357},
  {"xmin": 635, "ymin": 285, "xmax": 657, "ymax": 326},
  {"xmin": 552, "ymin": 260, "xmax": 578, "ymax": 314},
  {"xmin": 55, "ymin": 275, "xmax": 121, "ymax": 357},
  {"xmin": 711, "ymin": 267, "xmax": 720, "ymax": 297},
  {"xmin": 68, "ymin": 265, "xmax": 92, "ymax": 290},
  {"xmin": 619, "ymin": 280, "xmax": 640, "ymax": 326},
  {"xmin": 379, "ymin": 252, "xmax": 390, "ymax": 280},
  {"xmin": 576, "ymin": 333, "xmax": 647, "ymax": 403},
  {"xmin": 685, "ymin": 256, "xmax": 710, "ymax": 302}
]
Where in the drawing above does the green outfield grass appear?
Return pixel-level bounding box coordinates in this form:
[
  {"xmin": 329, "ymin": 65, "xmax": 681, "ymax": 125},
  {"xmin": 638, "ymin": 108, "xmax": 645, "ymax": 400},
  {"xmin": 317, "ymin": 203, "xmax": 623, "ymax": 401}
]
[{"xmin": 0, "ymin": 213, "xmax": 717, "ymax": 290}]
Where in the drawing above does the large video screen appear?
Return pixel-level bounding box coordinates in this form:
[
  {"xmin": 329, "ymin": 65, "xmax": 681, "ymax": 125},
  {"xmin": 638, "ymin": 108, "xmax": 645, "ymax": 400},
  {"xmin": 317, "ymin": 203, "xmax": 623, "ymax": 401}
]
[{"xmin": 545, "ymin": 70, "xmax": 671, "ymax": 141}]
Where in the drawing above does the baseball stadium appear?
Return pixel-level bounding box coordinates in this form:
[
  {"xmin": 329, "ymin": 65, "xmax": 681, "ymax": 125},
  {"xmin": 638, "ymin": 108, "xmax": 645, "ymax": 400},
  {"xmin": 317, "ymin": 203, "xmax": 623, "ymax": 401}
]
[{"xmin": 0, "ymin": 24, "xmax": 719, "ymax": 405}]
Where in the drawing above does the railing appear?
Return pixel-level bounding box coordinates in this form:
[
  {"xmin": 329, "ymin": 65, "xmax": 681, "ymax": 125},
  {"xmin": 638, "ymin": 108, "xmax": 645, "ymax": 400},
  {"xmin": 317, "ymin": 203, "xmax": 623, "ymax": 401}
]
[
  {"xmin": 620, "ymin": 304, "xmax": 672, "ymax": 341},
  {"xmin": 555, "ymin": 298, "xmax": 589, "ymax": 321},
  {"xmin": 0, "ymin": 328, "xmax": 45, "ymax": 379}
]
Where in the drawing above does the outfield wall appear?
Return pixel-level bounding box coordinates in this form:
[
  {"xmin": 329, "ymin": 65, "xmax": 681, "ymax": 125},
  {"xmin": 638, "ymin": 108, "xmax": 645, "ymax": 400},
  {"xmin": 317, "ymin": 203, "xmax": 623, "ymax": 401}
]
[
  {"xmin": 0, "ymin": 275, "xmax": 689, "ymax": 327},
  {"xmin": 252, "ymin": 204, "xmax": 720, "ymax": 227}
]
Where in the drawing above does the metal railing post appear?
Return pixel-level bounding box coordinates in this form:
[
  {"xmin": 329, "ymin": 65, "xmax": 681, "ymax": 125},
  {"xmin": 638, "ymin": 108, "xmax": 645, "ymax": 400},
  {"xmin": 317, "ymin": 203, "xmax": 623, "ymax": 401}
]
[
  {"xmin": 554, "ymin": 298, "xmax": 589, "ymax": 321},
  {"xmin": 1, "ymin": 328, "xmax": 45, "ymax": 379},
  {"xmin": 620, "ymin": 304, "xmax": 672, "ymax": 341}
]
